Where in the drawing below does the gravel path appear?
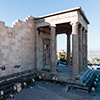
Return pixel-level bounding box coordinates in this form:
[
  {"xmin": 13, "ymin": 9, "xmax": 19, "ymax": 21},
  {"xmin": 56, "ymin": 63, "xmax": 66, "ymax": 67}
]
[{"xmin": 6, "ymin": 80, "xmax": 100, "ymax": 100}]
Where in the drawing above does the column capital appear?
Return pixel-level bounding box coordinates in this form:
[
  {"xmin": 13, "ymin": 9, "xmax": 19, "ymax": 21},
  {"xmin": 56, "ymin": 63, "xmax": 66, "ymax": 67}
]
[
  {"xmin": 71, "ymin": 21, "xmax": 79, "ymax": 35},
  {"xmin": 50, "ymin": 24, "xmax": 56, "ymax": 28},
  {"xmin": 66, "ymin": 33, "xmax": 71, "ymax": 36},
  {"xmin": 70, "ymin": 21, "xmax": 79, "ymax": 26},
  {"xmin": 82, "ymin": 27, "xmax": 86, "ymax": 32},
  {"xmin": 66, "ymin": 30, "xmax": 71, "ymax": 36},
  {"xmin": 85, "ymin": 30, "xmax": 88, "ymax": 33},
  {"xmin": 79, "ymin": 24, "xmax": 83, "ymax": 29}
]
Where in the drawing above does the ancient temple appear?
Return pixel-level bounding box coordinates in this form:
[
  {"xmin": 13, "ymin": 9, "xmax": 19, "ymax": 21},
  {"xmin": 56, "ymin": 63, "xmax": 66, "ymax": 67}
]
[{"xmin": 0, "ymin": 7, "xmax": 95, "ymax": 93}]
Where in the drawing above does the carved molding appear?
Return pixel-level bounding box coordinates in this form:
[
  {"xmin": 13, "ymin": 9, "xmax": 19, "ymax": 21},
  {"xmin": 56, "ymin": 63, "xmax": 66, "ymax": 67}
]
[{"xmin": 45, "ymin": 15, "xmax": 77, "ymax": 23}]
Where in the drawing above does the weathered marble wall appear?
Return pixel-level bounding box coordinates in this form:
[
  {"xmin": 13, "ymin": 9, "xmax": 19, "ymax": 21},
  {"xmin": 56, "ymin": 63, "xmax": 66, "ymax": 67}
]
[{"xmin": 0, "ymin": 16, "xmax": 35, "ymax": 77}]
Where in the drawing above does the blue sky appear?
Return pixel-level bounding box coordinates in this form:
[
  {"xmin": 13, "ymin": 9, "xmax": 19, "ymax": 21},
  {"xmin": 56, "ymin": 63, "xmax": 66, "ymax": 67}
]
[{"xmin": 0, "ymin": 0, "xmax": 100, "ymax": 52}]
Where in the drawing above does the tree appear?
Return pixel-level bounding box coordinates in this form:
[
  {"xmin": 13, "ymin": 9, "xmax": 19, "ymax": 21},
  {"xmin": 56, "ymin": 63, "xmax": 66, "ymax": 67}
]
[
  {"xmin": 59, "ymin": 52, "xmax": 62, "ymax": 59},
  {"xmin": 58, "ymin": 52, "xmax": 72, "ymax": 64}
]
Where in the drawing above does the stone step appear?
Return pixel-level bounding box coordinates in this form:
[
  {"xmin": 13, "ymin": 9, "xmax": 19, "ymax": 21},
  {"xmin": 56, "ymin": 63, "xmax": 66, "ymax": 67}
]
[
  {"xmin": 83, "ymin": 71, "xmax": 95, "ymax": 86},
  {"xmin": 76, "ymin": 68, "xmax": 90, "ymax": 80},
  {"xmin": 36, "ymin": 70, "xmax": 96, "ymax": 92},
  {"xmin": 67, "ymin": 71, "xmax": 96, "ymax": 92},
  {"xmin": 80, "ymin": 68, "xmax": 91, "ymax": 80},
  {"xmin": 81, "ymin": 70, "xmax": 93, "ymax": 83},
  {"xmin": 68, "ymin": 84, "xmax": 89, "ymax": 92},
  {"xmin": 75, "ymin": 69, "xmax": 92, "ymax": 84}
]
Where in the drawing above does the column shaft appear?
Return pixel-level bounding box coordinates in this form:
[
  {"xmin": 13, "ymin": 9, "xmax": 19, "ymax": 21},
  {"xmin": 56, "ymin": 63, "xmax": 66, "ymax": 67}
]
[
  {"xmin": 72, "ymin": 22, "xmax": 79, "ymax": 75},
  {"xmin": 50, "ymin": 26, "xmax": 56, "ymax": 73},
  {"xmin": 85, "ymin": 31, "xmax": 88, "ymax": 68},
  {"xmin": 80, "ymin": 26, "xmax": 83, "ymax": 71},
  {"xmin": 67, "ymin": 34, "xmax": 71, "ymax": 67},
  {"xmin": 83, "ymin": 29, "xmax": 86, "ymax": 70}
]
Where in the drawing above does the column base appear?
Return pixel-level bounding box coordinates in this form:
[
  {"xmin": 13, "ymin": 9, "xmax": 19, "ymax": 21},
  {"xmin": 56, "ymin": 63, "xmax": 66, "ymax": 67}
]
[
  {"xmin": 50, "ymin": 71, "xmax": 57, "ymax": 74},
  {"xmin": 71, "ymin": 73, "xmax": 79, "ymax": 78}
]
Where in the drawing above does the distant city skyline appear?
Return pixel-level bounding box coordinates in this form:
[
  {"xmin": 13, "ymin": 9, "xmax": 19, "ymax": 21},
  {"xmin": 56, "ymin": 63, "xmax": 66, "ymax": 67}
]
[{"xmin": 88, "ymin": 51, "xmax": 100, "ymax": 59}]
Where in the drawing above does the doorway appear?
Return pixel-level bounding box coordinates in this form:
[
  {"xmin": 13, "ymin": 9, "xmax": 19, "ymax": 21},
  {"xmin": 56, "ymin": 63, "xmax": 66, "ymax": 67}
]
[{"xmin": 43, "ymin": 38, "xmax": 51, "ymax": 70}]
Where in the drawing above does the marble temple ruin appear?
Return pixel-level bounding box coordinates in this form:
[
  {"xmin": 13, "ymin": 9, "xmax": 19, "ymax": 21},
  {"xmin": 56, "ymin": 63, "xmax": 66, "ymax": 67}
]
[{"xmin": 0, "ymin": 7, "xmax": 97, "ymax": 94}]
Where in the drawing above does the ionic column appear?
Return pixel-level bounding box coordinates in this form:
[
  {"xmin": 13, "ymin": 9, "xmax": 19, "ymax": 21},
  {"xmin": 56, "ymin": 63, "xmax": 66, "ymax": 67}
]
[
  {"xmin": 85, "ymin": 30, "xmax": 88, "ymax": 68},
  {"xmin": 79, "ymin": 25, "xmax": 83, "ymax": 71},
  {"xmin": 50, "ymin": 25, "xmax": 56, "ymax": 73},
  {"xmin": 67, "ymin": 34, "xmax": 71, "ymax": 67},
  {"xmin": 71, "ymin": 22, "xmax": 79, "ymax": 75},
  {"xmin": 82, "ymin": 28, "xmax": 86, "ymax": 70}
]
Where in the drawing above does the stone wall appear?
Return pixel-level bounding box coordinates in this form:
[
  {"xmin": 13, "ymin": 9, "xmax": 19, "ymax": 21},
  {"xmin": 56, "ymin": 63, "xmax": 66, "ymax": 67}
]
[{"xmin": 0, "ymin": 16, "xmax": 35, "ymax": 77}]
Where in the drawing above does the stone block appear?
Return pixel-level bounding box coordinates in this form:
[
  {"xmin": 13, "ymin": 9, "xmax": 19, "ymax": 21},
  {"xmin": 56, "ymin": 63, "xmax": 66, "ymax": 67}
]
[
  {"xmin": 0, "ymin": 32, "xmax": 6, "ymax": 35},
  {"xmin": 0, "ymin": 21, "xmax": 5, "ymax": 26},
  {"xmin": 15, "ymin": 83, "xmax": 22, "ymax": 92},
  {"xmin": 28, "ymin": 23, "xmax": 32, "ymax": 27},
  {"xmin": 1, "ymin": 41, "xmax": 9, "ymax": 46},
  {"xmin": 5, "ymin": 65, "xmax": 14, "ymax": 75}
]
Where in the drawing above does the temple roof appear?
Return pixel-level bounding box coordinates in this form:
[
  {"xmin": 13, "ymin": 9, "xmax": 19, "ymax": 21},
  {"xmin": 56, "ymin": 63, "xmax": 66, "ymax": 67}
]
[{"xmin": 35, "ymin": 7, "xmax": 89, "ymax": 24}]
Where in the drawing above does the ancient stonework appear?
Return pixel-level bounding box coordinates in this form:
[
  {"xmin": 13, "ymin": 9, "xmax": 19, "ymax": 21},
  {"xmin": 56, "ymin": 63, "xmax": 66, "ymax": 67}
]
[
  {"xmin": 0, "ymin": 7, "xmax": 89, "ymax": 80},
  {"xmin": 0, "ymin": 16, "xmax": 35, "ymax": 77}
]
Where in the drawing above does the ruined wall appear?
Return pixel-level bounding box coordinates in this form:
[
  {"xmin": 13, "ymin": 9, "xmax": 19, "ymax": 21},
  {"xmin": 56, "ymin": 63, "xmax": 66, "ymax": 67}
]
[{"xmin": 0, "ymin": 16, "xmax": 35, "ymax": 77}]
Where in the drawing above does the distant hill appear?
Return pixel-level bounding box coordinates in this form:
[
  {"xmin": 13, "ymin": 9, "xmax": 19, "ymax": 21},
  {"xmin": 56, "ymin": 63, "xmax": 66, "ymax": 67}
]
[{"xmin": 88, "ymin": 51, "xmax": 100, "ymax": 59}]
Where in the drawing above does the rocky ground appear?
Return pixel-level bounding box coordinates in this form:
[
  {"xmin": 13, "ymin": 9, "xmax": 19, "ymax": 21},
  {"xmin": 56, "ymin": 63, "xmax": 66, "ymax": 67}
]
[{"xmin": 6, "ymin": 80, "xmax": 100, "ymax": 100}]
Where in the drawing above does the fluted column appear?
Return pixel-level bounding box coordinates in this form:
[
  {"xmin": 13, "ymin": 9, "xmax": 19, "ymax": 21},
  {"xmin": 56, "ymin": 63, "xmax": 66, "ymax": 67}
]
[
  {"xmin": 82, "ymin": 28, "xmax": 86, "ymax": 70},
  {"xmin": 50, "ymin": 25, "xmax": 56, "ymax": 73},
  {"xmin": 79, "ymin": 25, "xmax": 83, "ymax": 71},
  {"xmin": 71, "ymin": 22, "xmax": 79, "ymax": 75},
  {"xmin": 67, "ymin": 34, "xmax": 71, "ymax": 67},
  {"xmin": 85, "ymin": 30, "xmax": 88, "ymax": 69}
]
